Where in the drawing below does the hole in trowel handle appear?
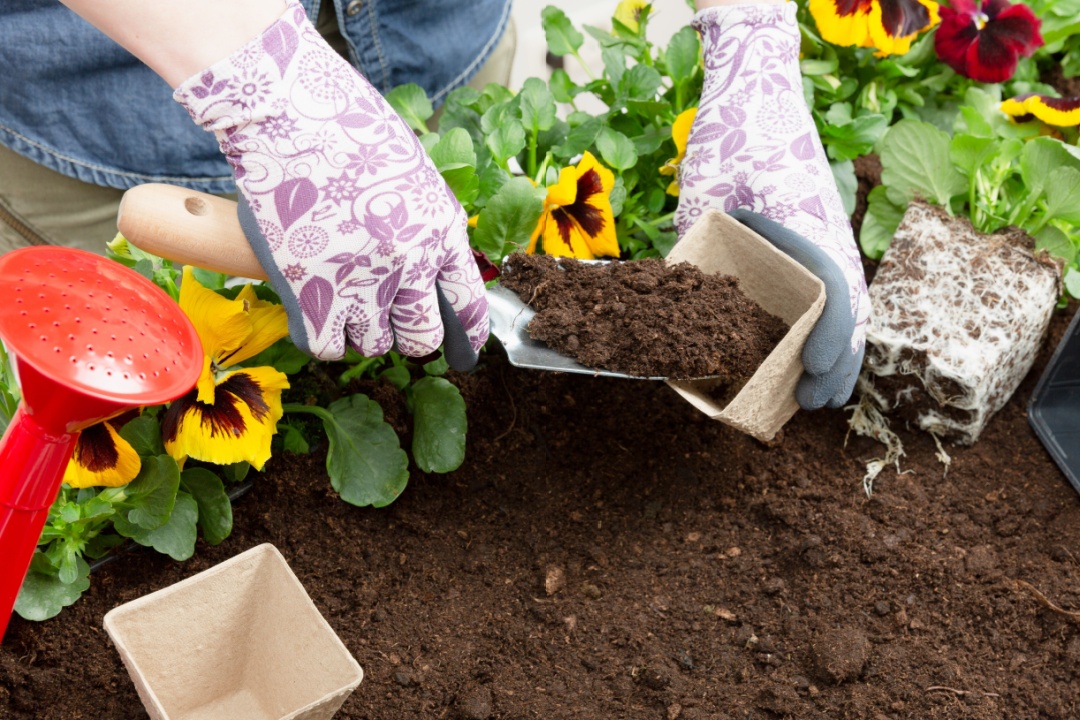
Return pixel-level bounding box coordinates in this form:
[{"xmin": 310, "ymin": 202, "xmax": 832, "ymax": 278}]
[{"xmin": 184, "ymin": 196, "xmax": 210, "ymax": 216}]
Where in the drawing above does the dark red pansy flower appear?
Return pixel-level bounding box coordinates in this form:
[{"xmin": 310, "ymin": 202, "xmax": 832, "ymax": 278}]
[{"xmin": 935, "ymin": 0, "xmax": 1043, "ymax": 84}]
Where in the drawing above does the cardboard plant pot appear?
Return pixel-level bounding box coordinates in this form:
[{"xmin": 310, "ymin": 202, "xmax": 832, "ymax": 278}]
[
  {"xmin": 857, "ymin": 200, "xmax": 1061, "ymax": 445},
  {"xmin": 664, "ymin": 210, "xmax": 827, "ymax": 442},
  {"xmin": 104, "ymin": 544, "xmax": 363, "ymax": 720}
]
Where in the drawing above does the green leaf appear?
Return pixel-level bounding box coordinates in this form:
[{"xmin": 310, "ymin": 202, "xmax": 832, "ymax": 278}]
[
  {"xmin": 860, "ymin": 186, "xmax": 906, "ymax": 260},
  {"xmin": 472, "ymin": 177, "xmax": 546, "ymax": 261},
  {"xmin": 620, "ymin": 64, "xmax": 662, "ymax": 101},
  {"xmin": 602, "ymin": 45, "xmax": 627, "ymax": 88},
  {"xmin": 379, "ymin": 364, "xmax": 412, "ymax": 390},
  {"xmin": 541, "ymin": 6, "xmax": 583, "ymax": 56},
  {"xmin": 385, "ymin": 84, "xmax": 434, "ymax": 134},
  {"xmin": 830, "ymin": 160, "xmax": 857, "ymax": 216},
  {"xmin": 879, "ymin": 119, "xmax": 967, "ymax": 206},
  {"xmin": 1065, "ymin": 266, "xmax": 1080, "ymax": 299},
  {"xmin": 519, "ymin": 78, "xmax": 557, "ymax": 134},
  {"xmin": 554, "ymin": 117, "xmax": 603, "ymax": 159},
  {"xmin": 1035, "ymin": 226, "xmax": 1077, "ymax": 265},
  {"xmin": 1044, "ymin": 167, "xmax": 1080, "ymax": 224},
  {"xmin": 14, "ymin": 553, "xmax": 89, "ymax": 622},
  {"xmin": 949, "ymin": 135, "xmax": 997, "ymax": 177},
  {"xmin": 430, "ymin": 127, "xmax": 477, "ymax": 169},
  {"xmin": 665, "ymin": 26, "xmax": 700, "ymax": 83},
  {"xmin": 280, "ymin": 423, "xmax": 311, "ymax": 454},
  {"xmin": 486, "ymin": 120, "xmax": 527, "ymax": 167},
  {"xmin": 127, "ymin": 492, "xmax": 198, "ymax": 561},
  {"xmin": 440, "ymin": 165, "xmax": 481, "ymax": 207},
  {"xmin": 1021, "ymin": 137, "xmax": 1080, "ymax": 197},
  {"xmin": 596, "ymin": 127, "xmax": 637, "ymax": 172},
  {"xmin": 243, "ymin": 337, "xmax": 310, "ymax": 374},
  {"xmin": 820, "ymin": 114, "xmax": 888, "ymax": 162},
  {"xmin": 322, "ymin": 394, "xmax": 410, "ymax": 507},
  {"xmin": 180, "ymin": 467, "xmax": 232, "ymax": 546},
  {"xmin": 423, "ymin": 354, "xmax": 450, "ymax": 377},
  {"xmin": 410, "ymin": 377, "xmax": 467, "ymax": 474},
  {"xmin": 548, "ymin": 69, "xmax": 580, "ymax": 104},
  {"xmin": 119, "ymin": 415, "xmax": 165, "ymax": 457},
  {"xmin": 220, "ymin": 461, "xmax": 250, "ymax": 484},
  {"xmin": 190, "ymin": 267, "xmax": 228, "ymax": 290},
  {"xmin": 122, "ymin": 454, "xmax": 180, "ymax": 531}
]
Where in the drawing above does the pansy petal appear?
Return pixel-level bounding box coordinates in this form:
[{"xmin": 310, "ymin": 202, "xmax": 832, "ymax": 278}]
[
  {"xmin": 220, "ymin": 285, "xmax": 290, "ymax": 367},
  {"xmin": 162, "ymin": 366, "xmax": 289, "ymax": 470},
  {"xmin": 196, "ymin": 354, "xmax": 217, "ymax": 405},
  {"xmin": 1026, "ymin": 95, "xmax": 1080, "ymax": 127},
  {"xmin": 614, "ymin": 0, "xmax": 648, "ymax": 34},
  {"xmin": 180, "ymin": 266, "xmax": 254, "ymax": 363},
  {"xmin": 868, "ymin": 0, "xmax": 938, "ymax": 56},
  {"xmin": 547, "ymin": 165, "xmax": 580, "ymax": 208},
  {"xmin": 64, "ymin": 421, "xmax": 141, "ymax": 489},
  {"xmin": 809, "ymin": 0, "xmax": 873, "ymax": 49},
  {"xmin": 672, "ymin": 108, "xmax": 698, "ymax": 160}
]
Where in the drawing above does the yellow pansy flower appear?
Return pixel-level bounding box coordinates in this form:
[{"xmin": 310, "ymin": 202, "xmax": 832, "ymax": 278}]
[
  {"xmin": 63, "ymin": 415, "xmax": 141, "ymax": 489},
  {"xmin": 1001, "ymin": 94, "xmax": 1080, "ymax": 128},
  {"xmin": 528, "ymin": 151, "xmax": 620, "ymax": 259},
  {"xmin": 809, "ymin": 0, "xmax": 940, "ymax": 57},
  {"xmin": 161, "ymin": 267, "xmax": 290, "ymax": 470},
  {"xmin": 614, "ymin": 0, "xmax": 649, "ymax": 34}
]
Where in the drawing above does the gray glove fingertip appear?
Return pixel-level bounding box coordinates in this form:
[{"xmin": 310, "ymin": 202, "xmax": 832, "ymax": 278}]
[
  {"xmin": 795, "ymin": 345, "xmax": 863, "ymax": 411},
  {"xmin": 436, "ymin": 283, "xmax": 479, "ymax": 372},
  {"xmin": 825, "ymin": 345, "xmax": 864, "ymax": 409}
]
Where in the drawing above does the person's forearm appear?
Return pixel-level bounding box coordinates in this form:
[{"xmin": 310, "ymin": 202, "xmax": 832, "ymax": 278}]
[{"xmin": 58, "ymin": 0, "xmax": 286, "ymax": 87}]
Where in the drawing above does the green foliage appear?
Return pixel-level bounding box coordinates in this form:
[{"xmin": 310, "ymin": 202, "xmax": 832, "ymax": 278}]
[
  {"xmin": 865, "ymin": 89, "xmax": 1080, "ymax": 296},
  {"xmin": 408, "ymin": 377, "xmax": 467, "ymax": 473}
]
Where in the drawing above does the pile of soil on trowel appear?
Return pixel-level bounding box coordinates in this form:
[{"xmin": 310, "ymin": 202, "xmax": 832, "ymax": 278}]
[{"xmin": 498, "ymin": 253, "xmax": 789, "ymax": 381}]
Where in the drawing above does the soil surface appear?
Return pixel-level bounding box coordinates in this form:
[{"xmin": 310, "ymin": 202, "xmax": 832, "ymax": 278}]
[
  {"xmin": 3, "ymin": 300, "xmax": 1080, "ymax": 719},
  {"xmin": 499, "ymin": 254, "xmax": 788, "ymax": 380},
  {"xmin": 1045, "ymin": 65, "xmax": 1080, "ymax": 99}
]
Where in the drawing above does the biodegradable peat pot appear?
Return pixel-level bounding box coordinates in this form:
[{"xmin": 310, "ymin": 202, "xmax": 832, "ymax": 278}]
[
  {"xmin": 858, "ymin": 201, "xmax": 1061, "ymax": 445},
  {"xmin": 104, "ymin": 544, "xmax": 363, "ymax": 720},
  {"xmin": 664, "ymin": 210, "xmax": 826, "ymax": 442}
]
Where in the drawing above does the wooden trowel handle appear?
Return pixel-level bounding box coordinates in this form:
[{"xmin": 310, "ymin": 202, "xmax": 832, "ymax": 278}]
[{"xmin": 117, "ymin": 183, "xmax": 268, "ymax": 280}]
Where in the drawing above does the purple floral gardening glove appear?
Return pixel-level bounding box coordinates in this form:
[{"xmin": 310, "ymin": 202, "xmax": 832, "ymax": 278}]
[
  {"xmin": 675, "ymin": 3, "xmax": 869, "ymax": 409},
  {"xmin": 174, "ymin": 1, "xmax": 488, "ymax": 366}
]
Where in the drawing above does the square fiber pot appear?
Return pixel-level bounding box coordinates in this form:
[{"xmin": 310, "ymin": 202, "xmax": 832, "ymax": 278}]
[
  {"xmin": 104, "ymin": 543, "xmax": 363, "ymax": 720},
  {"xmin": 664, "ymin": 209, "xmax": 826, "ymax": 442}
]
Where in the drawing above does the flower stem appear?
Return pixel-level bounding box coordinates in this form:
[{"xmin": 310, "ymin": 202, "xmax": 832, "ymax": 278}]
[{"xmin": 282, "ymin": 403, "xmax": 333, "ymax": 423}]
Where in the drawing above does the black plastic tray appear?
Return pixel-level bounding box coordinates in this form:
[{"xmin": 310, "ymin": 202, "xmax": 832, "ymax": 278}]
[{"xmin": 1028, "ymin": 308, "xmax": 1080, "ymax": 496}]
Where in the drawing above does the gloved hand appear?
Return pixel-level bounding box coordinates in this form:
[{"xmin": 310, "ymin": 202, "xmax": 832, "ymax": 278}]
[
  {"xmin": 174, "ymin": 0, "xmax": 488, "ymax": 367},
  {"xmin": 674, "ymin": 2, "xmax": 869, "ymax": 409}
]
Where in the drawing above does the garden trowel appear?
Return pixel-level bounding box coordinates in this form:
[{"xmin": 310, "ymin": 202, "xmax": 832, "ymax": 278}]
[
  {"xmin": 117, "ymin": 184, "xmax": 828, "ymax": 443},
  {"xmin": 116, "ymin": 183, "xmax": 661, "ymax": 379}
]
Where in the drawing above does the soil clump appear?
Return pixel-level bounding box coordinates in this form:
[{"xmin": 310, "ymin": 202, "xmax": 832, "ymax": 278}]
[{"xmin": 498, "ymin": 253, "xmax": 788, "ymax": 380}]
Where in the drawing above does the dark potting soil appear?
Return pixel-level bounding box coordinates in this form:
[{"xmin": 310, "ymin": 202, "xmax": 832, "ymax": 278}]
[
  {"xmin": 850, "ymin": 153, "xmax": 882, "ymax": 241},
  {"xmin": 3, "ymin": 302, "xmax": 1080, "ymax": 719},
  {"xmin": 1044, "ymin": 64, "xmax": 1080, "ymax": 100},
  {"xmin": 498, "ymin": 253, "xmax": 789, "ymax": 381}
]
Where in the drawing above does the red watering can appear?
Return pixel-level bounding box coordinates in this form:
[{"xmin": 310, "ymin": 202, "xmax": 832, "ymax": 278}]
[{"xmin": 0, "ymin": 247, "xmax": 202, "ymax": 641}]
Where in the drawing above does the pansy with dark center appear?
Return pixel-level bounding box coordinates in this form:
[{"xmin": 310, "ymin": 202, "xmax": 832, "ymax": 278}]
[
  {"xmin": 1002, "ymin": 94, "xmax": 1080, "ymax": 127},
  {"xmin": 528, "ymin": 151, "xmax": 619, "ymax": 259},
  {"xmin": 935, "ymin": 0, "xmax": 1042, "ymax": 83},
  {"xmin": 63, "ymin": 410, "xmax": 142, "ymax": 489},
  {"xmin": 162, "ymin": 266, "xmax": 291, "ymax": 470},
  {"xmin": 810, "ymin": 0, "xmax": 940, "ymax": 56}
]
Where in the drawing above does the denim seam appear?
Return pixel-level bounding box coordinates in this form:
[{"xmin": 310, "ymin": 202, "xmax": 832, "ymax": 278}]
[
  {"xmin": 364, "ymin": 0, "xmax": 392, "ymax": 93},
  {"xmin": 429, "ymin": 0, "xmax": 511, "ymax": 104},
  {"xmin": 0, "ymin": 122, "xmax": 232, "ymax": 187}
]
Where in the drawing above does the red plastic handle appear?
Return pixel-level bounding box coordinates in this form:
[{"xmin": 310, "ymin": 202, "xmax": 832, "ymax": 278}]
[{"xmin": 0, "ymin": 406, "xmax": 78, "ymax": 642}]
